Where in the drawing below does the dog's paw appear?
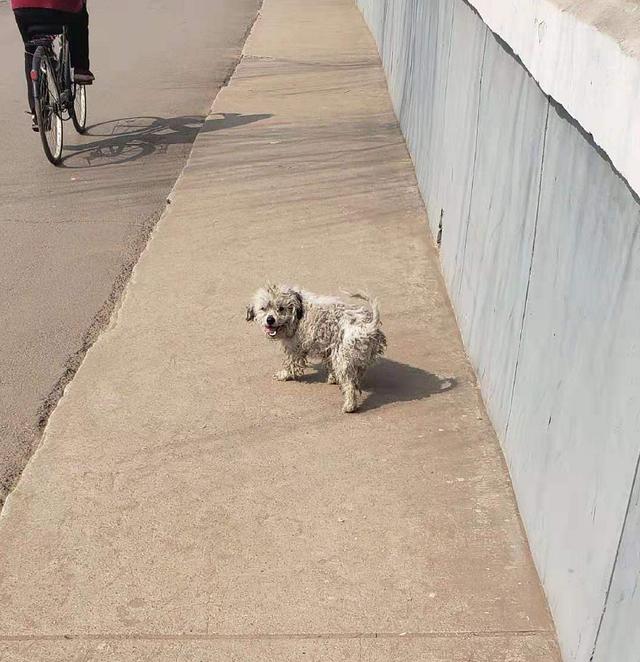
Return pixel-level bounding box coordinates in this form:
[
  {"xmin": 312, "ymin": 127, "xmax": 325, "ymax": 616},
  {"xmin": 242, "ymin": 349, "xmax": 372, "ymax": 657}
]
[
  {"xmin": 274, "ymin": 370, "xmax": 291, "ymax": 382},
  {"xmin": 342, "ymin": 400, "xmax": 358, "ymax": 413},
  {"xmin": 327, "ymin": 373, "xmax": 338, "ymax": 385}
]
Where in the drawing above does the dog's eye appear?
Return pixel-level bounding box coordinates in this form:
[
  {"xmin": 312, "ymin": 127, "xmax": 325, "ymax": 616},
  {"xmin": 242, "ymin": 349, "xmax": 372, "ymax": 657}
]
[
  {"xmin": 278, "ymin": 306, "xmax": 285, "ymax": 313},
  {"xmin": 260, "ymin": 307, "xmax": 266, "ymax": 312}
]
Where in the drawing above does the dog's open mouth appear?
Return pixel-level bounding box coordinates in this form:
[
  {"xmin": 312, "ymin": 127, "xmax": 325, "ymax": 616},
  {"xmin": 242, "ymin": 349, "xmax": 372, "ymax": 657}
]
[{"xmin": 264, "ymin": 325, "xmax": 279, "ymax": 337}]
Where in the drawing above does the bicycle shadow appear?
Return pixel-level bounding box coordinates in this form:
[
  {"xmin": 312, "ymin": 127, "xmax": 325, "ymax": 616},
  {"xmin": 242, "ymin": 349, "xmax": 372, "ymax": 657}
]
[
  {"xmin": 300, "ymin": 358, "xmax": 457, "ymax": 411},
  {"xmin": 60, "ymin": 112, "xmax": 272, "ymax": 168}
]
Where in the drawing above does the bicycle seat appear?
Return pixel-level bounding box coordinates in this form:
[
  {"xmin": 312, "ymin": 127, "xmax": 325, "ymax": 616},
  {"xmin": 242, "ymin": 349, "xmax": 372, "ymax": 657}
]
[{"xmin": 26, "ymin": 24, "xmax": 63, "ymax": 45}]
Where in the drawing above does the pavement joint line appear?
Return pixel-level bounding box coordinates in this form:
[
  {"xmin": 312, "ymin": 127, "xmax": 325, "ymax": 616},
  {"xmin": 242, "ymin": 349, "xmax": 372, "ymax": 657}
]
[{"xmin": 0, "ymin": 630, "xmax": 555, "ymax": 642}]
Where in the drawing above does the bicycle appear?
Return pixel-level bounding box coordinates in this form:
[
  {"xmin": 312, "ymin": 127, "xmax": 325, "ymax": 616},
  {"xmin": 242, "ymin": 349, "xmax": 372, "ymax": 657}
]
[{"xmin": 28, "ymin": 24, "xmax": 87, "ymax": 165}]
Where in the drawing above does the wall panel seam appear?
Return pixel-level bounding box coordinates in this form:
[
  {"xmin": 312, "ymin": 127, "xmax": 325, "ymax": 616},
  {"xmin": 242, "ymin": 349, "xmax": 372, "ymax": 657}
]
[
  {"xmin": 589, "ymin": 447, "xmax": 640, "ymax": 662},
  {"xmin": 504, "ymin": 100, "xmax": 550, "ymax": 440},
  {"xmin": 456, "ymin": 28, "xmax": 488, "ymax": 298}
]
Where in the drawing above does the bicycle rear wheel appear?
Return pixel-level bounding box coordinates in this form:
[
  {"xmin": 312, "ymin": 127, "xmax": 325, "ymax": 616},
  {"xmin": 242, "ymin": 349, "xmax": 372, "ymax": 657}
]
[
  {"xmin": 34, "ymin": 51, "xmax": 63, "ymax": 165},
  {"xmin": 71, "ymin": 83, "xmax": 87, "ymax": 134}
]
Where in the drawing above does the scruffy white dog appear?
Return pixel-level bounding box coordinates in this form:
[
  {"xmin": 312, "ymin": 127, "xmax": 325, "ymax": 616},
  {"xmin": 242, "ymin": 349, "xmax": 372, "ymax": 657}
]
[{"xmin": 246, "ymin": 284, "xmax": 386, "ymax": 413}]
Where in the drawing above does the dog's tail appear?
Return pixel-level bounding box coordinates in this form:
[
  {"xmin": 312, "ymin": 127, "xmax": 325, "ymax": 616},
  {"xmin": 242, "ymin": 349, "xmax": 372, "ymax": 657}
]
[{"xmin": 342, "ymin": 290, "xmax": 381, "ymax": 329}]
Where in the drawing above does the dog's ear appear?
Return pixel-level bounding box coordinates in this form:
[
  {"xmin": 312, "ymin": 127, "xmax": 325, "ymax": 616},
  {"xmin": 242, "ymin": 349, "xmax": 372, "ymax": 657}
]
[
  {"xmin": 245, "ymin": 304, "xmax": 255, "ymax": 322},
  {"xmin": 291, "ymin": 291, "xmax": 304, "ymax": 320}
]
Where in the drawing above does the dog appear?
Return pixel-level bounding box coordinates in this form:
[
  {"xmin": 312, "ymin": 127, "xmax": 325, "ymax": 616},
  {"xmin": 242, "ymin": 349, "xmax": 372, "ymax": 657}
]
[{"xmin": 246, "ymin": 284, "xmax": 386, "ymax": 413}]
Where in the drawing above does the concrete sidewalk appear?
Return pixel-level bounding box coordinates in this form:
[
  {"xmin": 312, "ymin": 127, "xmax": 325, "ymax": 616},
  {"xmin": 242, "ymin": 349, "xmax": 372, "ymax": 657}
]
[{"xmin": 0, "ymin": 0, "xmax": 561, "ymax": 660}]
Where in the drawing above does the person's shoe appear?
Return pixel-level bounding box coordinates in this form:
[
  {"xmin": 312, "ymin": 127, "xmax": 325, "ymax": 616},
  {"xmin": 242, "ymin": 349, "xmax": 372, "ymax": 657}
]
[
  {"xmin": 26, "ymin": 110, "xmax": 39, "ymax": 132},
  {"xmin": 74, "ymin": 69, "xmax": 95, "ymax": 85}
]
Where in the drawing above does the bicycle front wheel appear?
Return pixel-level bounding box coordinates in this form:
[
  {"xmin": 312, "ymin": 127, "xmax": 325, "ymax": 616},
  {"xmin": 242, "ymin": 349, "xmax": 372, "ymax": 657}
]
[
  {"xmin": 34, "ymin": 53, "xmax": 63, "ymax": 165},
  {"xmin": 72, "ymin": 83, "xmax": 87, "ymax": 134}
]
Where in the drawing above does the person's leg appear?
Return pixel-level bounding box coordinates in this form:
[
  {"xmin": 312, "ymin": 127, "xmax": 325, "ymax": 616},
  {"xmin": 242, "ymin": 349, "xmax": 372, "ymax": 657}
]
[
  {"xmin": 13, "ymin": 10, "xmax": 37, "ymax": 114},
  {"xmin": 68, "ymin": 3, "xmax": 90, "ymax": 72},
  {"xmin": 14, "ymin": 8, "xmax": 72, "ymax": 114}
]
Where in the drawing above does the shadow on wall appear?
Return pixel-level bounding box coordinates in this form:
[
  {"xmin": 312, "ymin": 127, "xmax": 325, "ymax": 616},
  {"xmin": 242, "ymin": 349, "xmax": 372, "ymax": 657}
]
[
  {"xmin": 301, "ymin": 358, "xmax": 456, "ymax": 411},
  {"xmin": 61, "ymin": 112, "xmax": 273, "ymax": 168}
]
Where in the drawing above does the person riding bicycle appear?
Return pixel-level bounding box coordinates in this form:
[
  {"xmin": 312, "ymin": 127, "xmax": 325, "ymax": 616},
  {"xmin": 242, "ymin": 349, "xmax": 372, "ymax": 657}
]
[{"xmin": 12, "ymin": 0, "xmax": 95, "ymax": 131}]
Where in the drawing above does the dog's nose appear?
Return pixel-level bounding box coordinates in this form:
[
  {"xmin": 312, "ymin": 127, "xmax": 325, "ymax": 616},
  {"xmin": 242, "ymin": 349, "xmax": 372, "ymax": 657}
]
[{"xmin": 266, "ymin": 315, "xmax": 276, "ymax": 326}]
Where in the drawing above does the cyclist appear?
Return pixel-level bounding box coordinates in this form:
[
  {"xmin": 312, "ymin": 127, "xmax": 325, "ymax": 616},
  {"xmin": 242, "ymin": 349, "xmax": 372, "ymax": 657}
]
[{"xmin": 12, "ymin": 0, "xmax": 95, "ymax": 131}]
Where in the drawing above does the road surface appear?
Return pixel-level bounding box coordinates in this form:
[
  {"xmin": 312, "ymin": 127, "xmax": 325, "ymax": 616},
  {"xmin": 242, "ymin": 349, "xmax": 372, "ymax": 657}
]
[{"xmin": 0, "ymin": 0, "xmax": 261, "ymax": 503}]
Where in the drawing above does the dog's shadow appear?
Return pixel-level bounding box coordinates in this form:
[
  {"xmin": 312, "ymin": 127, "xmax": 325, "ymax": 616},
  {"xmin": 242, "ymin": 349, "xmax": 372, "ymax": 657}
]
[{"xmin": 300, "ymin": 358, "xmax": 457, "ymax": 411}]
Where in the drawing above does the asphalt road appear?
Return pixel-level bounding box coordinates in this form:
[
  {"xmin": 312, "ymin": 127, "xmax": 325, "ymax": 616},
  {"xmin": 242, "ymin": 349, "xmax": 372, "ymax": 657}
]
[{"xmin": 0, "ymin": 0, "xmax": 261, "ymax": 503}]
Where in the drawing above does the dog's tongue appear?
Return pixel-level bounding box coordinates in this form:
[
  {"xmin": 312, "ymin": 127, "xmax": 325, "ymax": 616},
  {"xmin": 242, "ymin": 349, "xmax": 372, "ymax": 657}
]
[{"xmin": 265, "ymin": 326, "xmax": 277, "ymax": 337}]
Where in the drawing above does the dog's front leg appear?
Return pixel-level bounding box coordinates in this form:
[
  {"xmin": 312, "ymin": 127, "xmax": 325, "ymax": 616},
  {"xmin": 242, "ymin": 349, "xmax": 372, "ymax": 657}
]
[{"xmin": 274, "ymin": 347, "xmax": 306, "ymax": 381}]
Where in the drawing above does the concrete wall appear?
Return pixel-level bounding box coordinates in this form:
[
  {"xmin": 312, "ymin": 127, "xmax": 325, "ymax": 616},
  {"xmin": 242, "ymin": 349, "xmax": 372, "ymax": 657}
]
[{"xmin": 355, "ymin": 1, "xmax": 640, "ymax": 661}]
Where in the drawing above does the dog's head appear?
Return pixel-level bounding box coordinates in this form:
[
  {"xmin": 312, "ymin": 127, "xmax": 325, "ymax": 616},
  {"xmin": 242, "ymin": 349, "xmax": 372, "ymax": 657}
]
[{"xmin": 246, "ymin": 284, "xmax": 304, "ymax": 340}]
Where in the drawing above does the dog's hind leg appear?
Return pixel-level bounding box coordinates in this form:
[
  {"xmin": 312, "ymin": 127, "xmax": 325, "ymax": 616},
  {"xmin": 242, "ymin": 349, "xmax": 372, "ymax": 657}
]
[
  {"xmin": 324, "ymin": 360, "xmax": 338, "ymax": 384},
  {"xmin": 332, "ymin": 359, "xmax": 359, "ymax": 412},
  {"xmin": 341, "ymin": 381, "xmax": 358, "ymax": 413}
]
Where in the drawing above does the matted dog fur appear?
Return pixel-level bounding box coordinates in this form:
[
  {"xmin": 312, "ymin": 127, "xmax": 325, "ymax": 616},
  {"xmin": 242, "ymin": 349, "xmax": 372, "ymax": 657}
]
[{"xmin": 246, "ymin": 284, "xmax": 386, "ymax": 412}]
